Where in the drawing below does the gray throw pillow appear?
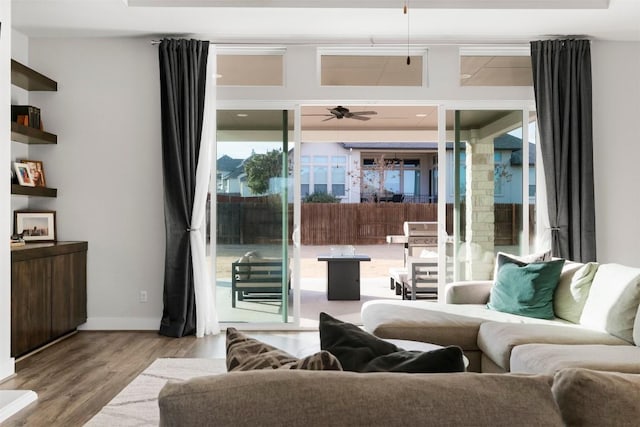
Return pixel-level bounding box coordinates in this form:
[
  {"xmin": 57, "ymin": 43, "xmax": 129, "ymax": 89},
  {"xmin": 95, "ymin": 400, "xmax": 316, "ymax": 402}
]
[{"xmin": 319, "ymin": 312, "xmax": 465, "ymax": 373}]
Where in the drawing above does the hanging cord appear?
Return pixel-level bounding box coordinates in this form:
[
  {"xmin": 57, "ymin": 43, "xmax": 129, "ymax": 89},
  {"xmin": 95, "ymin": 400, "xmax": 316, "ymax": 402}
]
[{"xmin": 404, "ymin": 1, "xmax": 411, "ymax": 65}]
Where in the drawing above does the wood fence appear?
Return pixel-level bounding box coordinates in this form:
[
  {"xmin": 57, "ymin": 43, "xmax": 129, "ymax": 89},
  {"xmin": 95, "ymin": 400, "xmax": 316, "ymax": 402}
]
[{"xmin": 216, "ymin": 198, "xmax": 535, "ymax": 246}]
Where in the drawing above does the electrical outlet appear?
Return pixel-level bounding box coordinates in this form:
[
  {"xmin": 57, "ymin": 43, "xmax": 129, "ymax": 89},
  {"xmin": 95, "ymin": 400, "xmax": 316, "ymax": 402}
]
[{"xmin": 139, "ymin": 290, "xmax": 148, "ymax": 303}]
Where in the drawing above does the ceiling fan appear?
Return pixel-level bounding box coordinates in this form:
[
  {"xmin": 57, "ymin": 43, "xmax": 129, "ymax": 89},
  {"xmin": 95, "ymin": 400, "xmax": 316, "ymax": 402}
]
[{"xmin": 304, "ymin": 106, "xmax": 378, "ymax": 122}]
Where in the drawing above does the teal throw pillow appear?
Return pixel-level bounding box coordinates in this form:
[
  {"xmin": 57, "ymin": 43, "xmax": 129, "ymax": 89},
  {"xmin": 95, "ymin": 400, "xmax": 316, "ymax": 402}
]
[{"xmin": 487, "ymin": 257, "xmax": 565, "ymax": 319}]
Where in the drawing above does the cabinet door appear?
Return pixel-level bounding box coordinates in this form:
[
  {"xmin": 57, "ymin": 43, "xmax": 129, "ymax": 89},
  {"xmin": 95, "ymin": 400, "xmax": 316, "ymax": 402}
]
[
  {"xmin": 51, "ymin": 251, "xmax": 87, "ymax": 337},
  {"xmin": 11, "ymin": 258, "xmax": 52, "ymax": 357}
]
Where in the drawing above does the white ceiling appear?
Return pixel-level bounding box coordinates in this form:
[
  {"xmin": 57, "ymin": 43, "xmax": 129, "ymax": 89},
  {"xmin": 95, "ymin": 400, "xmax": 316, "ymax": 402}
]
[
  {"xmin": 11, "ymin": 0, "xmax": 639, "ymax": 133},
  {"xmin": 11, "ymin": 0, "xmax": 640, "ymax": 43}
]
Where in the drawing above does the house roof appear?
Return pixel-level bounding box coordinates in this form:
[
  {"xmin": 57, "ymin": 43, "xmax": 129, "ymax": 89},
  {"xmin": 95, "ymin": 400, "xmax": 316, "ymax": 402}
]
[{"xmin": 217, "ymin": 155, "xmax": 243, "ymax": 172}]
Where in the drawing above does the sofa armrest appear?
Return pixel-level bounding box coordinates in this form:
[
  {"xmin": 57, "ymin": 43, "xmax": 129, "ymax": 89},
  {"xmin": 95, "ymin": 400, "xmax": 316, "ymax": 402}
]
[{"xmin": 444, "ymin": 280, "xmax": 493, "ymax": 304}]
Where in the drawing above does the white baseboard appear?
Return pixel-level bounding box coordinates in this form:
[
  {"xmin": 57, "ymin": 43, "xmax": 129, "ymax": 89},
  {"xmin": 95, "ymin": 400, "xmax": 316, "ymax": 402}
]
[
  {"xmin": 79, "ymin": 317, "xmax": 160, "ymax": 331},
  {"xmin": 0, "ymin": 390, "xmax": 37, "ymax": 423},
  {"xmin": 0, "ymin": 358, "xmax": 15, "ymax": 382}
]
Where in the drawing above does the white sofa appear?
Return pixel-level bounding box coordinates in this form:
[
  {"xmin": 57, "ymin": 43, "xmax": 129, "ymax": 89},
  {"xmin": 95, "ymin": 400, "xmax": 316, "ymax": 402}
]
[{"xmin": 362, "ymin": 259, "xmax": 640, "ymax": 374}]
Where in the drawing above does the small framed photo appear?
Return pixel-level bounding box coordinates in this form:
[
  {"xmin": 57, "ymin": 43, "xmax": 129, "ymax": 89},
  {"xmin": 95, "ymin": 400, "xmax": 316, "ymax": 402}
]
[
  {"xmin": 13, "ymin": 162, "xmax": 35, "ymax": 187},
  {"xmin": 18, "ymin": 159, "xmax": 46, "ymax": 187},
  {"xmin": 14, "ymin": 210, "xmax": 56, "ymax": 242}
]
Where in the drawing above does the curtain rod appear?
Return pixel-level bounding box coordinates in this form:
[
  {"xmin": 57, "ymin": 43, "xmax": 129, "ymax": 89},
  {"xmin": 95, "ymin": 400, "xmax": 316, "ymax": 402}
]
[{"xmin": 150, "ymin": 39, "xmax": 549, "ymax": 46}]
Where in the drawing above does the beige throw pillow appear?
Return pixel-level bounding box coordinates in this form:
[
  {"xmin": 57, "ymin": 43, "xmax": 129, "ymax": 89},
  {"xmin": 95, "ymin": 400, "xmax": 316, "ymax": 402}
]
[
  {"xmin": 226, "ymin": 327, "xmax": 342, "ymax": 372},
  {"xmin": 553, "ymin": 262, "xmax": 599, "ymax": 323},
  {"xmin": 579, "ymin": 263, "xmax": 640, "ymax": 343}
]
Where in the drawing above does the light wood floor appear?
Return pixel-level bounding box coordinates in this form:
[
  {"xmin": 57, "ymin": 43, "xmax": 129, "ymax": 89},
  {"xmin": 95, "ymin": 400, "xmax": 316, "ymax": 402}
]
[{"xmin": 0, "ymin": 330, "xmax": 320, "ymax": 426}]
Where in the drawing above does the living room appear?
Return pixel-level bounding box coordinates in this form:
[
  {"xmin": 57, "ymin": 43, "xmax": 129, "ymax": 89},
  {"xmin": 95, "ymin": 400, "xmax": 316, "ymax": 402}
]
[{"xmin": 1, "ymin": 0, "xmax": 639, "ymax": 425}]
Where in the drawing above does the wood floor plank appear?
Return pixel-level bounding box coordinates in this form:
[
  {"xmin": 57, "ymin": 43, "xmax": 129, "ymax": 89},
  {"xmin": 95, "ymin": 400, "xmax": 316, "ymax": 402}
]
[{"xmin": 0, "ymin": 330, "xmax": 318, "ymax": 426}]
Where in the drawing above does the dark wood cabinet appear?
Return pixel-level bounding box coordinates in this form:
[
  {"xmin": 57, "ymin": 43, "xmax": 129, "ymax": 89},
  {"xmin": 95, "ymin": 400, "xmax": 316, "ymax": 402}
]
[{"xmin": 11, "ymin": 242, "xmax": 88, "ymax": 358}]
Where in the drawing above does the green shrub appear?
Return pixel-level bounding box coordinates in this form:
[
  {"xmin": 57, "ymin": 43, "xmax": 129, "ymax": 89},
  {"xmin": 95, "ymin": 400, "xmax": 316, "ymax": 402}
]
[{"xmin": 303, "ymin": 192, "xmax": 341, "ymax": 203}]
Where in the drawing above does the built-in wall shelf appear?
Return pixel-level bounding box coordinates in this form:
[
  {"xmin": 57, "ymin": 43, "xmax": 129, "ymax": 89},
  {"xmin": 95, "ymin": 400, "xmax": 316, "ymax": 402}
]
[
  {"xmin": 11, "ymin": 122, "xmax": 57, "ymax": 145},
  {"xmin": 11, "ymin": 184, "xmax": 57, "ymax": 198},
  {"xmin": 11, "ymin": 60, "xmax": 57, "ymax": 91}
]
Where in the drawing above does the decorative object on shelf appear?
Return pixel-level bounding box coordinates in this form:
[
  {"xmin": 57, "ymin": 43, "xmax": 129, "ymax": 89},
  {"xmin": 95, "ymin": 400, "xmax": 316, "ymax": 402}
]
[
  {"xmin": 11, "ymin": 105, "xmax": 41, "ymax": 129},
  {"xmin": 10, "ymin": 232, "xmax": 25, "ymax": 248},
  {"xmin": 17, "ymin": 159, "xmax": 46, "ymax": 187},
  {"xmin": 14, "ymin": 210, "xmax": 57, "ymax": 242},
  {"xmin": 13, "ymin": 162, "xmax": 35, "ymax": 187}
]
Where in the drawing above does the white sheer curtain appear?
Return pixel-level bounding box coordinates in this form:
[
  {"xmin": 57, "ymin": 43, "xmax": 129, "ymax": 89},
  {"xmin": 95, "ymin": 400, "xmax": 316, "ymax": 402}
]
[
  {"xmin": 535, "ymin": 125, "xmax": 552, "ymax": 254},
  {"xmin": 190, "ymin": 44, "xmax": 219, "ymax": 337}
]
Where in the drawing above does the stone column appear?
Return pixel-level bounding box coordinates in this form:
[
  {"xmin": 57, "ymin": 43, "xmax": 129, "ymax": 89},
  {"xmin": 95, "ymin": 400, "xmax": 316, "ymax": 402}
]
[{"xmin": 465, "ymin": 130, "xmax": 495, "ymax": 280}]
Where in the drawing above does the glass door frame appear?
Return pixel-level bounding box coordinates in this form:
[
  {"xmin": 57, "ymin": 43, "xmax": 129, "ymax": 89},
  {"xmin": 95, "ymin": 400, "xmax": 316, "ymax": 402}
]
[
  {"xmin": 437, "ymin": 102, "xmax": 537, "ymax": 299},
  {"xmin": 213, "ymin": 100, "xmax": 302, "ymax": 330}
]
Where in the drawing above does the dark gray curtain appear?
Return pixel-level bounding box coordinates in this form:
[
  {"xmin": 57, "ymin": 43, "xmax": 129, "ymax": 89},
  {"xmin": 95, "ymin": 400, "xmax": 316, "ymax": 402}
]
[
  {"xmin": 158, "ymin": 39, "xmax": 209, "ymax": 337},
  {"xmin": 530, "ymin": 39, "xmax": 596, "ymax": 262}
]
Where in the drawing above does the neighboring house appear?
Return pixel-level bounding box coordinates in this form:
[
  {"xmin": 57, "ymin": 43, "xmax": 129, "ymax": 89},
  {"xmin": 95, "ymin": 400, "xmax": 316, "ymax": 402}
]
[
  {"xmin": 216, "ymin": 155, "xmax": 244, "ymax": 195},
  {"xmin": 217, "ymin": 134, "xmax": 535, "ymax": 204},
  {"xmin": 446, "ymin": 134, "xmax": 537, "ymax": 204}
]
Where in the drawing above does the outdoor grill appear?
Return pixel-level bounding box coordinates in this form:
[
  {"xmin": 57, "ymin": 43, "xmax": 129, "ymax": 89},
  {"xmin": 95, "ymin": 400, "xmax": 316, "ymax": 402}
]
[{"xmin": 402, "ymin": 221, "xmax": 438, "ymax": 258}]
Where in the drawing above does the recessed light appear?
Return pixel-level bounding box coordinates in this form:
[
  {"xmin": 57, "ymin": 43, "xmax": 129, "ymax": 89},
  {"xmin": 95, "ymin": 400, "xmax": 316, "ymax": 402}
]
[
  {"xmin": 236, "ymin": 113, "xmax": 248, "ymax": 117},
  {"xmin": 215, "ymin": 74, "xmax": 223, "ymax": 79},
  {"xmin": 415, "ymin": 113, "xmax": 427, "ymax": 118},
  {"xmin": 461, "ymin": 74, "xmax": 472, "ymax": 79}
]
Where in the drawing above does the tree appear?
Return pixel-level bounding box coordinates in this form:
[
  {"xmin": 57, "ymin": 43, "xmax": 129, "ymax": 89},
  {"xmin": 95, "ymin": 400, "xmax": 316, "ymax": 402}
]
[
  {"xmin": 303, "ymin": 192, "xmax": 340, "ymax": 203},
  {"xmin": 244, "ymin": 149, "xmax": 283, "ymax": 195},
  {"xmin": 348, "ymin": 154, "xmax": 397, "ymax": 202}
]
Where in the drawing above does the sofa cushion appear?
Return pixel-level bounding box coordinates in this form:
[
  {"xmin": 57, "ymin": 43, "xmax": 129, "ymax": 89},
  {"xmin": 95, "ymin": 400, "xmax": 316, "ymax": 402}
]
[
  {"xmin": 226, "ymin": 328, "xmax": 342, "ymax": 371},
  {"xmin": 511, "ymin": 344, "xmax": 640, "ymax": 375},
  {"xmin": 487, "ymin": 257, "xmax": 565, "ymax": 319},
  {"xmin": 553, "ymin": 261, "xmax": 598, "ymax": 323},
  {"xmin": 580, "ymin": 263, "xmax": 640, "ymax": 343},
  {"xmin": 361, "ymin": 300, "xmax": 568, "ymax": 351},
  {"xmin": 477, "ymin": 322, "xmax": 629, "ymax": 371},
  {"xmin": 235, "ymin": 250, "xmax": 259, "ymax": 280},
  {"xmin": 552, "ymin": 368, "xmax": 640, "ymax": 426},
  {"xmin": 158, "ymin": 370, "xmax": 564, "ymax": 427},
  {"xmin": 319, "ymin": 312, "xmax": 465, "ymax": 373}
]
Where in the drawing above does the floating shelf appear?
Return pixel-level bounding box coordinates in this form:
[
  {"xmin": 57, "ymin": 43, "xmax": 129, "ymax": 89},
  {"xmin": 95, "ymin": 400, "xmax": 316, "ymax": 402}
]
[
  {"xmin": 11, "ymin": 122, "xmax": 57, "ymax": 145},
  {"xmin": 11, "ymin": 184, "xmax": 57, "ymax": 198},
  {"xmin": 11, "ymin": 60, "xmax": 57, "ymax": 91}
]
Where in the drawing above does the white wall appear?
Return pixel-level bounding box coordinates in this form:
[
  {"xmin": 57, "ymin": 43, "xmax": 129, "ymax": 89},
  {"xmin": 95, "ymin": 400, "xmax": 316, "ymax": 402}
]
[
  {"xmin": 14, "ymin": 37, "xmax": 638, "ymax": 333},
  {"xmin": 592, "ymin": 41, "xmax": 640, "ymax": 267},
  {"xmin": 27, "ymin": 38, "xmax": 165, "ymax": 329}
]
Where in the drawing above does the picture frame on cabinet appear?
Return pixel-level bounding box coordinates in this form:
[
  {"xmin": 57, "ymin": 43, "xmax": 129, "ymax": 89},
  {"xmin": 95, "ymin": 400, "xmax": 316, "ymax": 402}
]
[
  {"xmin": 13, "ymin": 162, "xmax": 35, "ymax": 187},
  {"xmin": 18, "ymin": 159, "xmax": 46, "ymax": 187},
  {"xmin": 14, "ymin": 210, "xmax": 57, "ymax": 242}
]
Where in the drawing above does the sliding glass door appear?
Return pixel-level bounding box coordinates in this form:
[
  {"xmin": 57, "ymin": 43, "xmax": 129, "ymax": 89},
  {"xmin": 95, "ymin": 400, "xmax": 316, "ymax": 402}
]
[
  {"xmin": 213, "ymin": 109, "xmax": 293, "ymax": 323},
  {"xmin": 443, "ymin": 109, "xmax": 535, "ymax": 282}
]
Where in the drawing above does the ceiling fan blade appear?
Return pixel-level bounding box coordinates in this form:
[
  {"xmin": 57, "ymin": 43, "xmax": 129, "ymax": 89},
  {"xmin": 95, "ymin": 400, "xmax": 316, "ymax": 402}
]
[
  {"xmin": 350, "ymin": 115, "xmax": 371, "ymax": 121},
  {"xmin": 349, "ymin": 111, "xmax": 377, "ymax": 115},
  {"xmin": 322, "ymin": 116, "xmax": 336, "ymax": 122},
  {"xmin": 302, "ymin": 114, "xmax": 333, "ymax": 117}
]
